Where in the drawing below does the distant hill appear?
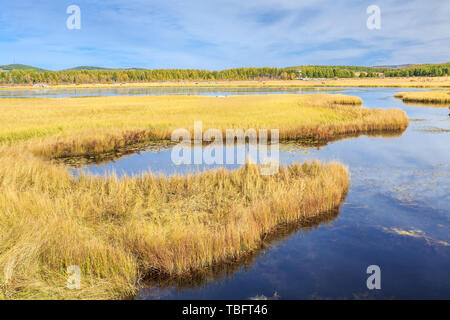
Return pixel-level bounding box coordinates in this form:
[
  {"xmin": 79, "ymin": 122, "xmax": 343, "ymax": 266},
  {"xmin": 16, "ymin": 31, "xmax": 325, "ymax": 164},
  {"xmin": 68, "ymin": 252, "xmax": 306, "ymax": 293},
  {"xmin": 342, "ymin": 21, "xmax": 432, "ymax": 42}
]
[
  {"xmin": 374, "ymin": 62, "xmax": 450, "ymax": 69},
  {"xmin": 64, "ymin": 66, "xmax": 116, "ymax": 71},
  {"xmin": 0, "ymin": 64, "xmax": 148, "ymax": 72},
  {"xmin": 0, "ymin": 64, "xmax": 47, "ymax": 72},
  {"xmin": 373, "ymin": 64, "xmax": 414, "ymax": 69},
  {"xmin": 64, "ymin": 66, "xmax": 148, "ymax": 71}
]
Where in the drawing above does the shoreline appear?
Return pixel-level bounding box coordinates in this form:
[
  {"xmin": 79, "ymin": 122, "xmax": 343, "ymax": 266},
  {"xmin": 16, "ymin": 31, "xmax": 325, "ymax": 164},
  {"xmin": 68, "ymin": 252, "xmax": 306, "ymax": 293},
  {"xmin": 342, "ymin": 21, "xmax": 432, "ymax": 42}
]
[{"xmin": 1, "ymin": 77, "xmax": 450, "ymax": 90}]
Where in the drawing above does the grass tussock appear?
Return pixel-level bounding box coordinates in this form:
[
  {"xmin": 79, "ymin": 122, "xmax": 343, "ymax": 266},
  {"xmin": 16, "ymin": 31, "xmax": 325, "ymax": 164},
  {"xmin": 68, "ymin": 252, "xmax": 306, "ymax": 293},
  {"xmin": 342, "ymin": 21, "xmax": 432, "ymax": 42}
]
[
  {"xmin": 0, "ymin": 146, "xmax": 349, "ymax": 299},
  {"xmin": 394, "ymin": 91, "xmax": 450, "ymax": 104},
  {"xmin": 0, "ymin": 94, "xmax": 407, "ymax": 159}
]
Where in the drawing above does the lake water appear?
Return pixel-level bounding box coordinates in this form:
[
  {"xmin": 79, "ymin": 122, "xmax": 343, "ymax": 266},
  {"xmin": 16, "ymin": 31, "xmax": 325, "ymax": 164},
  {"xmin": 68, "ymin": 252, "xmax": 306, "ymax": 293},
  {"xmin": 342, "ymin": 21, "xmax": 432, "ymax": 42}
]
[
  {"xmin": 0, "ymin": 86, "xmax": 340, "ymax": 98},
  {"xmin": 72, "ymin": 87, "xmax": 449, "ymax": 299}
]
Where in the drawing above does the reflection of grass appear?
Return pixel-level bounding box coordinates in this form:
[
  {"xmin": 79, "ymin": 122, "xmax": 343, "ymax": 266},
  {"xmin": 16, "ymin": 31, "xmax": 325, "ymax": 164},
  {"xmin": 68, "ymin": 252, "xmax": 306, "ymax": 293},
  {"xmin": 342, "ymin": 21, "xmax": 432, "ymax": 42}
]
[
  {"xmin": 0, "ymin": 147, "xmax": 349, "ymax": 299},
  {"xmin": 416, "ymin": 126, "xmax": 450, "ymax": 133},
  {"xmin": 60, "ymin": 141, "xmax": 177, "ymax": 168},
  {"xmin": 383, "ymin": 227, "xmax": 450, "ymax": 247},
  {"xmin": 142, "ymin": 208, "xmax": 341, "ymax": 292},
  {"xmin": 0, "ymin": 94, "xmax": 408, "ymax": 159},
  {"xmin": 395, "ymin": 91, "xmax": 450, "ymax": 105}
]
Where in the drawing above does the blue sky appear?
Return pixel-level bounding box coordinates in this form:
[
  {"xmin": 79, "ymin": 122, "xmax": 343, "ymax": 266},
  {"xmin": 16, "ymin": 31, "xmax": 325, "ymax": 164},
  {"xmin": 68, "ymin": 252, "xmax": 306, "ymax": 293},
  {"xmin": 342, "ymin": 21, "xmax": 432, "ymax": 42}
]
[{"xmin": 0, "ymin": 0, "xmax": 449, "ymax": 70}]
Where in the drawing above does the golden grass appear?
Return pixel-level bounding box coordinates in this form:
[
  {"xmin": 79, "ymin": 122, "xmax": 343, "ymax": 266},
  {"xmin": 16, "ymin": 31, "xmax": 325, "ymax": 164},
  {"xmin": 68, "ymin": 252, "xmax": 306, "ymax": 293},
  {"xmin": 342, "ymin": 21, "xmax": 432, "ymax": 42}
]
[
  {"xmin": 0, "ymin": 94, "xmax": 408, "ymax": 159},
  {"xmin": 0, "ymin": 93, "xmax": 406, "ymax": 299},
  {"xmin": 0, "ymin": 145, "xmax": 349, "ymax": 299},
  {"xmin": 394, "ymin": 91, "xmax": 450, "ymax": 105},
  {"xmin": 1, "ymin": 77, "xmax": 450, "ymax": 89}
]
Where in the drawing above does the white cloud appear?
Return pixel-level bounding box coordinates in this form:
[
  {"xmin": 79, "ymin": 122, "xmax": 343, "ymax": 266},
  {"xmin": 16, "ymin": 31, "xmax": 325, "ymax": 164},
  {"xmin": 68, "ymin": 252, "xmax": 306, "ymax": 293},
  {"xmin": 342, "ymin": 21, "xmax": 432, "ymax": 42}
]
[{"xmin": 0, "ymin": 0, "xmax": 449, "ymax": 69}]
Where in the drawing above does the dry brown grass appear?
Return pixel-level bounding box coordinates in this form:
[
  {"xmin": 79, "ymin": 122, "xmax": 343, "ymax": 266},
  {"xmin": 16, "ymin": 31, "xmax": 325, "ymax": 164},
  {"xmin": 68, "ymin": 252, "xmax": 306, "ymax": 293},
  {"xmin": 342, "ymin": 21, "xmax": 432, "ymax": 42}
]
[
  {"xmin": 0, "ymin": 93, "xmax": 407, "ymax": 299},
  {"xmin": 394, "ymin": 91, "xmax": 450, "ymax": 105},
  {"xmin": 0, "ymin": 145, "xmax": 348, "ymax": 299},
  {"xmin": 0, "ymin": 94, "xmax": 407, "ymax": 159}
]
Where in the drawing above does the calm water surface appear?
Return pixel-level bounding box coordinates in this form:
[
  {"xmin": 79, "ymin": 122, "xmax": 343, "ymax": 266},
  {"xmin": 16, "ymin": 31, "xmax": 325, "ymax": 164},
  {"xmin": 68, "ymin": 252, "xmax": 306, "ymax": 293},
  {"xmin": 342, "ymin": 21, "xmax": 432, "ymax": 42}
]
[
  {"xmin": 0, "ymin": 86, "xmax": 339, "ymax": 98},
  {"xmin": 74, "ymin": 87, "xmax": 449, "ymax": 299}
]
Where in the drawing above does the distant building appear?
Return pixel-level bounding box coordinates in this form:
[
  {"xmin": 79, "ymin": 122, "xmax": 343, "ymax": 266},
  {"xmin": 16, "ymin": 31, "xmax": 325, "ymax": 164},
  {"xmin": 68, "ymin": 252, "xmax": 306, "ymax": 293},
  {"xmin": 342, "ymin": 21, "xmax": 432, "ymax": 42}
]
[{"xmin": 295, "ymin": 69, "xmax": 307, "ymax": 80}]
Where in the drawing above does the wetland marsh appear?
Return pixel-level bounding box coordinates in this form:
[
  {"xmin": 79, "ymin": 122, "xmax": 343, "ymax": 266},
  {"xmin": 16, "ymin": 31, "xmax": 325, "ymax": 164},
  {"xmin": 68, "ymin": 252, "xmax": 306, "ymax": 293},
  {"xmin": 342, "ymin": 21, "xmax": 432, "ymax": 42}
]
[
  {"xmin": 74, "ymin": 88, "xmax": 449, "ymax": 300},
  {"xmin": 0, "ymin": 87, "xmax": 448, "ymax": 300}
]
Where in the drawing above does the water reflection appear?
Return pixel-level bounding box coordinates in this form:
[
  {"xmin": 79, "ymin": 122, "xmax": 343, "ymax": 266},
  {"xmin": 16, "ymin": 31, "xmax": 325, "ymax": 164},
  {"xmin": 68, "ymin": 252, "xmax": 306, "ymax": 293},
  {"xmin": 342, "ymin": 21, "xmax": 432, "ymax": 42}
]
[
  {"xmin": 402, "ymin": 101, "xmax": 450, "ymax": 108},
  {"xmin": 72, "ymin": 130, "xmax": 406, "ymax": 178},
  {"xmin": 0, "ymin": 86, "xmax": 340, "ymax": 98},
  {"xmin": 138, "ymin": 209, "xmax": 341, "ymax": 298}
]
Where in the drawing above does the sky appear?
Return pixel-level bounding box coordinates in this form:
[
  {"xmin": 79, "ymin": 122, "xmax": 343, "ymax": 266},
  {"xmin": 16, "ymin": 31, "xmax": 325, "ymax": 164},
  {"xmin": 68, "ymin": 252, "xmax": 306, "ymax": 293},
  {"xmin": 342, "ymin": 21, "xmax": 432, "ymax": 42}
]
[{"xmin": 0, "ymin": 0, "xmax": 449, "ymax": 70}]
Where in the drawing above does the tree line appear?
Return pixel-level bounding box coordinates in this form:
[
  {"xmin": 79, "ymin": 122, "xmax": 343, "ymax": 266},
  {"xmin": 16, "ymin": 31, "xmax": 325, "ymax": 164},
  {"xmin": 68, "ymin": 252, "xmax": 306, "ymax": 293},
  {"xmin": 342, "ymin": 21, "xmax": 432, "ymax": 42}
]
[
  {"xmin": 0, "ymin": 67, "xmax": 357, "ymax": 84},
  {"xmin": 384, "ymin": 63, "xmax": 450, "ymax": 77},
  {"xmin": 0, "ymin": 64, "xmax": 448, "ymax": 85}
]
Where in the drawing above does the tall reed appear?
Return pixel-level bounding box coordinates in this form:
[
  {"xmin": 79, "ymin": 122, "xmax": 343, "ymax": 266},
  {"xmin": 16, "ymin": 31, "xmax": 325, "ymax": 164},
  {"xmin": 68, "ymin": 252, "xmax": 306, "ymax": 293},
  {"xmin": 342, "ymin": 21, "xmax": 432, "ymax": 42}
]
[
  {"xmin": 394, "ymin": 91, "xmax": 450, "ymax": 104},
  {"xmin": 0, "ymin": 146, "xmax": 349, "ymax": 299},
  {"xmin": 0, "ymin": 94, "xmax": 408, "ymax": 158}
]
